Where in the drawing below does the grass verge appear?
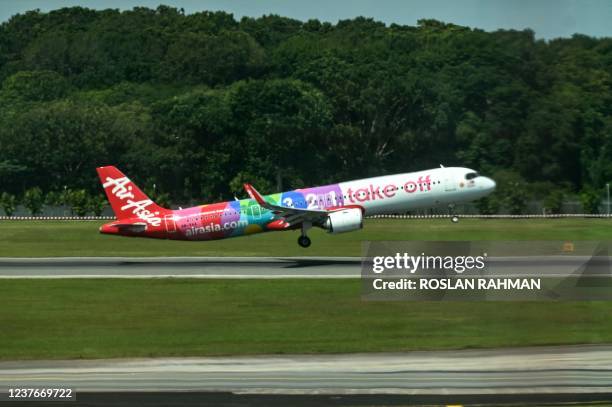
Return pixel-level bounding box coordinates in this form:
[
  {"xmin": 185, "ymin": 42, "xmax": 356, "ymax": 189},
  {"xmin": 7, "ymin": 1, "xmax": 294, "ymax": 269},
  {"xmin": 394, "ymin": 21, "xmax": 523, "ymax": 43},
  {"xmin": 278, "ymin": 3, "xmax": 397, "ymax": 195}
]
[
  {"xmin": 1, "ymin": 279, "xmax": 612, "ymax": 360},
  {"xmin": 1, "ymin": 218, "xmax": 611, "ymax": 257}
]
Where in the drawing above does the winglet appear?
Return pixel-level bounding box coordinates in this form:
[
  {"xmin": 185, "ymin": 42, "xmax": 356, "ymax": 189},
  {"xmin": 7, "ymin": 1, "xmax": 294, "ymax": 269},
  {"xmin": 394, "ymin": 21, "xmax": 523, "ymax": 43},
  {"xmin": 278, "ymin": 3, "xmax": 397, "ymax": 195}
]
[{"xmin": 243, "ymin": 183, "xmax": 268, "ymax": 206}]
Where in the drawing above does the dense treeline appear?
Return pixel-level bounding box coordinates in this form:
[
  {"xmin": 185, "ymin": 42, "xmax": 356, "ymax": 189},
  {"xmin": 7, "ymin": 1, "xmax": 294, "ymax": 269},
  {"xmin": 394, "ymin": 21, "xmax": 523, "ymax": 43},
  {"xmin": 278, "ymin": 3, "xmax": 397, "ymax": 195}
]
[{"xmin": 0, "ymin": 6, "xmax": 611, "ymax": 214}]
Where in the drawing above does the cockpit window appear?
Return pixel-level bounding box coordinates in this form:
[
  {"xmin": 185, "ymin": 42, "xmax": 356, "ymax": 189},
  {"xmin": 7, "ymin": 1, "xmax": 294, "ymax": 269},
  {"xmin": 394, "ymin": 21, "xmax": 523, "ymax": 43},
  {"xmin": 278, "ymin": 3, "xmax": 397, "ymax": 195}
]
[{"xmin": 465, "ymin": 172, "xmax": 479, "ymax": 180}]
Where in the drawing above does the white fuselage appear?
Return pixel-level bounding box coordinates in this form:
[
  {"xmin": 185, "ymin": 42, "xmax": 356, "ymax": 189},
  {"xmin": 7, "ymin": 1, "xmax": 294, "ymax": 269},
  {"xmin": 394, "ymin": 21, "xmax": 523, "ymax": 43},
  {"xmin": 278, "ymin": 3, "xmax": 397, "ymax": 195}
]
[{"xmin": 289, "ymin": 167, "xmax": 496, "ymax": 215}]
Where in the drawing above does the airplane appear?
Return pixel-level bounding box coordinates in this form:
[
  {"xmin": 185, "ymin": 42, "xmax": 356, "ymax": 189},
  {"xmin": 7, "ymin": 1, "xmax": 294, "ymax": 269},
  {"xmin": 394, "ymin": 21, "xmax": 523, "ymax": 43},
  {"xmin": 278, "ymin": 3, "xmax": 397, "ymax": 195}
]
[{"xmin": 97, "ymin": 165, "xmax": 496, "ymax": 247}]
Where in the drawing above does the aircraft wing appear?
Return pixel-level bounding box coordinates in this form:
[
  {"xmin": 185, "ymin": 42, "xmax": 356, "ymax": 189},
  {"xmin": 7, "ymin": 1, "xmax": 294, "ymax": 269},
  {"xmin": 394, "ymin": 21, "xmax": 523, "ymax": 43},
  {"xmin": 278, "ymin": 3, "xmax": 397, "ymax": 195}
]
[{"xmin": 243, "ymin": 183, "xmax": 329, "ymax": 226}]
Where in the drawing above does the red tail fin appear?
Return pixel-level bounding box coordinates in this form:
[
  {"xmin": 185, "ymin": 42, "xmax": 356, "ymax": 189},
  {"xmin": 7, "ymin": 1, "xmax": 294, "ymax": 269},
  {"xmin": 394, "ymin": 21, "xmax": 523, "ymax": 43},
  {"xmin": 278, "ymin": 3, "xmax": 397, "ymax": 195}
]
[{"xmin": 96, "ymin": 166, "xmax": 167, "ymax": 226}]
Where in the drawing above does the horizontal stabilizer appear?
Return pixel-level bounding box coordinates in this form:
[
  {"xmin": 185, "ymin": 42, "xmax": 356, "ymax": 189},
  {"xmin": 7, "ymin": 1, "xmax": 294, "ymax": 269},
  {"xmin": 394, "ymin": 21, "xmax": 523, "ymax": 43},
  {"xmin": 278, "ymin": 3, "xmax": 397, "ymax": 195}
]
[{"xmin": 113, "ymin": 223, "xmax": 147, "ymax": 233}]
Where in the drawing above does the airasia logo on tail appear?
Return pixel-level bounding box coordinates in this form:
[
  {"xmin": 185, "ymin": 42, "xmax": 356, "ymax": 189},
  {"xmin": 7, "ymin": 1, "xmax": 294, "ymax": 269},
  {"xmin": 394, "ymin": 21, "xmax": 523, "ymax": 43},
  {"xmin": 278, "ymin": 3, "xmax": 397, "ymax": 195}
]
[{"xmin": 102, "ymin": 176, "xmax": 162, "ymax": 226}]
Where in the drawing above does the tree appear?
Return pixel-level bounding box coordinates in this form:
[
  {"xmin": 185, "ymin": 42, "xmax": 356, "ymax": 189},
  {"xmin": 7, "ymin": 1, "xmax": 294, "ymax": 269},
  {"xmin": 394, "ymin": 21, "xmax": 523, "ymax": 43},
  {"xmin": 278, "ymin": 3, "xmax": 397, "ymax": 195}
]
[
  {"xmin": 23, "ymin": 187, "xmax": 43, "ymax": 215},
  {"xmin": 0, "ymin": 161, "xmax": 28, "ymax": 195},
  {"xmin": 144, "ymin": 186, "xmax": 172, "ymax": 209},
  {"xmin": 44, "ymin": 191, "xmax": 61, "ymax": 206},
  {"xmin": 87, "ymin": 195, "xmax": 107, "ymax": 216},
  {"xmin": 0, "ymin": 7, "xmax": 610, "ymax": 212},
  {"xmin": 66, "ymin": 189, "xmax": 89, "ymax": 216},
  {"xmin": 1, "ymin": 101, "xmax": 139, "ymax": 192},
  {"xmin": 0, "ymin": 192, "xmax": 17, "ymax": 216},
  {"xmin": 1, "ymin": 70, "xmax": 70, "ymax": 102},
  {"xmin": 580, "ymin": 187, "xmax": 601, "ymax": 214},
  {"xmin": 485, "ymin": 170, "xmax": 528, "ymax": 215},
  {"xmin": 475, "ymin": 196, "xmax": 500, "ymax": 215},
  {"xmin": 229, "ymin": 171, "xmax": 274, "ymax": 197},
  {"xmin": 543, "ymin": 189, "xmax": 565, "ymax": 214}
]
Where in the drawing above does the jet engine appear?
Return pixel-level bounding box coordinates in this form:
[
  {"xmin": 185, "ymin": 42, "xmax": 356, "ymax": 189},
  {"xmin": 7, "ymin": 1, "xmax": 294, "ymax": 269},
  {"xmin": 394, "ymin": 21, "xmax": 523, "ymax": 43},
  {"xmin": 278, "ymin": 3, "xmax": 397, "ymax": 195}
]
[{"xmin": 322, "ymin": 208, "xmax": 363, "ymax": 234}]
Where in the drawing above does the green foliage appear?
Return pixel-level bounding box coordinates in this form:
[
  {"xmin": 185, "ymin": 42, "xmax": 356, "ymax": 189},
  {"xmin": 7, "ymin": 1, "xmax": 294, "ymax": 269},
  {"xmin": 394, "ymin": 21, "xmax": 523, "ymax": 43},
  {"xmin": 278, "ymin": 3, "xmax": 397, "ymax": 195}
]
[
  {"xmin": 58, "ymin": 189, "xmax": 73, "ymax": 206},
  {"xmin": 0, "ymin": 192, "xmax": 17, "ymax": 216},
  {"xmin": 144, "ymin": 185, "xmax": 172, "ymax": 209},
  {"xmin": 580, "ymin": 187, "xmax": 602, "ymax": 214},
  {"xmin": 1, "ymin": 70, "xmax": 70, "ymax": 102},
  {"xmin": 0, "ymin": 100, "xmax": 140, "ymax": 192},
  {"xmin": 154, "ymin": 193, "xmax": 172, "ymax": 209},
  {"xmin": 0, "ymin": 7, "xmax": 610, "ymax": 212},
  {"xmin": 475, "ymin": 196, "xmax": 500, "ymax": 215},
  {"xmin": 543, "ymin": 189, "xmax": 566, "ymax": 214},
  {"xmin": 87, "ymin": 194, "xmax": 107, "ymax": 216},
  {"xmin": 229, "ymin": 171, "xmax": 274, "ymax": 196},
  {"xmin": 66, "ymin": 189, "xmax": 89, "ymax": 216},
  {"xmin": 44, "ymin": 191, "xmax": 60, "ymax": 206},
  {"xmin": 22, "ymin": 187, "xmax": 43, "ymax": 215},
  {"xmin": 485, "ymin": 170, "xmax": 528, "ymax": 215}
]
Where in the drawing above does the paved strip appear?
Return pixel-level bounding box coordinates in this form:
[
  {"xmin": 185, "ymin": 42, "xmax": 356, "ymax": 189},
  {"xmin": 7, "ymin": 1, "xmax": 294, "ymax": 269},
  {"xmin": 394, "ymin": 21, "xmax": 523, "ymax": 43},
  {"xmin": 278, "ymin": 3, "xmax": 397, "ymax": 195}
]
[
  {"xmin": 0, "ymin": 256, "xmax": 608, "ymax": 278},
  {"xmin": 1, "ymin": 345, "xmax": 611, "ymax": 394},
  {"xmin": 0, "ymin": 257, "xmax": 361, "ymax": 278}
]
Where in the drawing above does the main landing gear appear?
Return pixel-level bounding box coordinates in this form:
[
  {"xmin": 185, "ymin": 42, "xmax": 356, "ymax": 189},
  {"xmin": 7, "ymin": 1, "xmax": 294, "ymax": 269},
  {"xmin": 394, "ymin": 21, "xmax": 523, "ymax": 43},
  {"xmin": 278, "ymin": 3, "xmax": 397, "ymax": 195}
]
[
  {"xmin": 298, "ymin": 221, "xmax": 312, "ymax": 248},
  {"xmin": 298, "ymin": 235, "xmax": 311, "ymax": 248}
]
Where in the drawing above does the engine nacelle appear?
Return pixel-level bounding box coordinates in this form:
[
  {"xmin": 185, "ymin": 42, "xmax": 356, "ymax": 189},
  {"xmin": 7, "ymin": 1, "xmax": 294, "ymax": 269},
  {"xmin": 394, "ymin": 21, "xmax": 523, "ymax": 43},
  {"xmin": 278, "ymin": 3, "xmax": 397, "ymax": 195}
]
[{"xmin": 322, "ymin": 208, "xmax": 363, "ymax": 234}]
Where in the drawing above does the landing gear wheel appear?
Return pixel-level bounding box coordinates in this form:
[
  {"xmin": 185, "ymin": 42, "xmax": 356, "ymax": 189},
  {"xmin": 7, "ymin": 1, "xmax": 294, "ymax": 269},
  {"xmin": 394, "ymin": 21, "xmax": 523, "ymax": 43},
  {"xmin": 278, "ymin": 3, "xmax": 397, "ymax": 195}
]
[
  {"xmin": 448, "ymin": 203, "xmax": 459, "ymax": 223},
  {"xmin": 298, "ymin": 235, "xmax": 311, "ymax": 248}
]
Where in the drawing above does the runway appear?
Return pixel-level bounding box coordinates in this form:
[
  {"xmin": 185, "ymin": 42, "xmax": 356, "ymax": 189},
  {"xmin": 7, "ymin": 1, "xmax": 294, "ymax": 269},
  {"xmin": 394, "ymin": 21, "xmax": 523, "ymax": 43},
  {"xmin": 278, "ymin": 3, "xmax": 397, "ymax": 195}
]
[
  {"xmin": 1, "ymin": 345, "xmax": 611, "ymax": 395},
  {"xmin": 0, "ymin": 256, "xmax": 609, "ymax": 278},
  {"xmin": 0, "ymin": 257, "xmax": 361, "ymax": 278}
]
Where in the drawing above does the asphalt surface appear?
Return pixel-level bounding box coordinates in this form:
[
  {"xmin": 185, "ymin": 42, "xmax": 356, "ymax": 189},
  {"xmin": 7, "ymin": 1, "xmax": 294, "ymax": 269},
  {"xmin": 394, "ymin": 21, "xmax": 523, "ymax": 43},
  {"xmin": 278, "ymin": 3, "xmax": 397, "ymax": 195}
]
[
  {"xmin": 1, "ymin": 345, "xmax": 611, "ymax": 395},
  {"xmin": 0, "ymin": 257, "xmax": 360, "ymax": 278},
  {"xmin": 0, "ymin": 256, "xmax": 609, "ymax": 278},
  {"xmin": 4, "ymin": 393, "xmax": 612, "ymax": 407}
]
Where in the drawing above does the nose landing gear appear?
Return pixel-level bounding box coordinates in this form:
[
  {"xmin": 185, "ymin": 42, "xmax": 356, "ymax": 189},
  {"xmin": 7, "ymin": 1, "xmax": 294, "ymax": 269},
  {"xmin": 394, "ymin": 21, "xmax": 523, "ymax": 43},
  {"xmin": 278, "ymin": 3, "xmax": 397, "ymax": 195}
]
[
  {"xmin": 298, "ymin": 221, "xmax": 312, "ymax": 248},
  {"xmin": 449, "ymin": 204, "xmax": 459, "ymax": 223}
]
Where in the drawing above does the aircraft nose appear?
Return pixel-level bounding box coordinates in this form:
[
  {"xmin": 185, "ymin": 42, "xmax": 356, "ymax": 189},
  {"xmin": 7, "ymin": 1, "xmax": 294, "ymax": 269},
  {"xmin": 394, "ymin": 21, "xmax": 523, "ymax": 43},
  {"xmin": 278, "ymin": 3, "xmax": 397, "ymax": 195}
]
[{"xmin": 481, "ymin": 177, "xmax": 496, "ymax": 192}]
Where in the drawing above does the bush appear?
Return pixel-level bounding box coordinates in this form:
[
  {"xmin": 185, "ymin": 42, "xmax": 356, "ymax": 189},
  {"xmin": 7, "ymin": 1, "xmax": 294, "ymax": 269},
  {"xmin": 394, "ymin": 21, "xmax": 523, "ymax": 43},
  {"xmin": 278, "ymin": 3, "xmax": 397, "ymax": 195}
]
[
  {"xmin": 229, "ymin": 172, "xmax": 274, "ymax": 197},
  {"xmin": 543, "ymin": 189, "xmax": 565, "ymax": 214},
  {"xmin": 0, "ymin": 192, "xmax": 17, "ymax": 216},
  {"xmin": 66, "ymin": 189, "xmax": 89, "ymax": 216},
  {"xmin": 475, "ymin": 196, "xmax": 500, "ymax": 215},
  {"xmin": 144, "ymin": 185, "xmax": 172, "ymax": 209},
  {"xmin": 486, "ymin": 170, "xmax": 528, "ymax": 215},
  {"xmin": 87, "ymin": 195, "xmax": 107, "ymax": 216},
  {"xmin": 155, "ymin": 192, "xmax": 172, "ymax": 208},
  {"xmin": 44, "ymin": 191, "xmax": 61, "ymax": 206},
  {"xmin": 59, "ymin": 189, "xmax": 73, "ymax": 206},
  {"xmin": 580, "ymin": 187, "xmax": 601, "ymax": 214},
  {"xmin": 23, "ymin": 187, "xmax": 44, "ymax": 215}
]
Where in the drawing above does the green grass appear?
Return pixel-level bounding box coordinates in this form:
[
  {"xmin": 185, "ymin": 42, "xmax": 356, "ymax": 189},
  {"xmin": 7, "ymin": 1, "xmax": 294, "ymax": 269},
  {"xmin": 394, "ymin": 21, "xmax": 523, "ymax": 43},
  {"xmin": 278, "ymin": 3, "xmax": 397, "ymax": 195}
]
[
  {"xmin": 2, "ymin": 218, "xmax": 612, "ymax": 360},
  {"xmin": 1, "ymin": 218, "xmax": 611, "ymax": 257},
  {"xmin": 1, "ymin": 279, "xmax": 612, "ymax": 360}
]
